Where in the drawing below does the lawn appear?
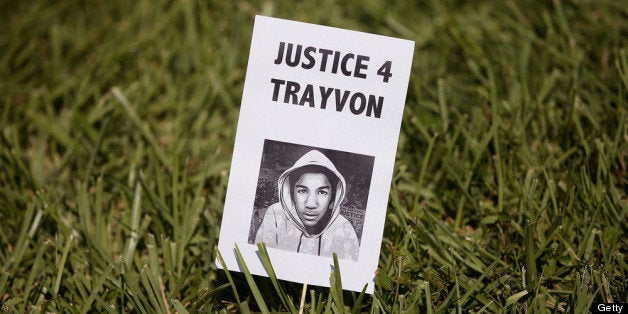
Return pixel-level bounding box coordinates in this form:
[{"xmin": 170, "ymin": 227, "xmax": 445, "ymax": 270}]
[{"xmin": 0, "ymin": 0, "xmax": 626, "ymax": 312}]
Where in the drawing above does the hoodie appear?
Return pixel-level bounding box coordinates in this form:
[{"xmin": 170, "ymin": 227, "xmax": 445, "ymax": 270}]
[{"xmin": 254, "ymin": 150, "xmax": 360, "ymax": 261}]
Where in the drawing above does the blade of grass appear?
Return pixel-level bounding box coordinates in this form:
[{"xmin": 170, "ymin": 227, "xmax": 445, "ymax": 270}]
[
  {"xmin": 20, "ymin": 240, "xmax": 49, "ymax": 312},
  {"xmin": 172, "ymin": 299, "xmax": 189, "ymax": 314},
  {"xmin": 83, "ymin": 117, "xmax": 108, "ymax": 183},
  {"xmin": 123, "ymin": 182, "xmax": 142, "ymax": 265},
  {"xmin": 457, "ymin": 261, "xmax": 498, "ymax": 306},
  {"xmin": 299, "ymin": 283, "xmax": 307, "ymax": 314},
  {"xmin": 438, "ymin": 78, "xmax": 449, "ymax": 132},
  {"xmin": 53, "ymin": 233, "xmax": 74, "ymax": 297},
  {"xmin": 3, "ymin": 202, "xmax": 36, "ymax": 271},
  {"xmin": 121, "ymin": 259, "xmax": 150, "ymax": 313},
  {"xmin": 323, "ymin": 285, "xmax": 333, "ymax": 314},
  {"xmin": 412, "ymin": 132, "xmax": 438, "ymax": 211},
  {"xmin": 506, "ymin": 290, "xmax": 529, "ymax": 307},
  {"xmin": 525, "ymin": 219, "xmax": 538, "ymax": 290},
  {"xmin": 257, "ymin": 242, "xmax": 298, "ymax": 312},
  {"xmin": 331, "ymin": 253, "xmax": 345, "ymax": 313},
  {"xmin": 139, "ymin": 265, "xmax": 170, "ymax": 314},
  {"xmin": 350, "ymin": 284, "xmax": 368, "ymax": 314},
  {"xmin": 425, "ymin": 281, "xmax": 433, "ymax": 314},
  {"xmin": 234, "ymin": 244, "xmax": 269, "ymax": 313},
  {"xmin": 27, "ymin": 208, "xmax": 44, "ymax": 238},
  {"xmin": 310, "ymin": 289, "xmax": 318, "ymax": 314},
  {"xmin": 0, "ymin": 271, "xmax": 9, "ymax": 301},
  {"xmin": 112, "ymin": 87, "xmax": 168, "ymax": 167},
  {"xmin": 215, "ymin": 246, "xmax": 242, "ymax": 308},
  {"xmin": 81, "ymin": 265, "xmax": 113, "ymax": 314}
]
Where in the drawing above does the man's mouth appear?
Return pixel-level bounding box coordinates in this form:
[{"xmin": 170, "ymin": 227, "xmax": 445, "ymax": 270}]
[{"xmin": 302, "ymin": 213, "xmax": 319, "ymax": 220}]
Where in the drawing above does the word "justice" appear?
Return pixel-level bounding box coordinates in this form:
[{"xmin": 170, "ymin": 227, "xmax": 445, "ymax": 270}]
[
  {"xmin": 273, "ymin": 42, "xmax": 370, "ymax": 79},
  {"xmin": 270, "ymin": 79, "xmax": 384, "ymax": 118}
]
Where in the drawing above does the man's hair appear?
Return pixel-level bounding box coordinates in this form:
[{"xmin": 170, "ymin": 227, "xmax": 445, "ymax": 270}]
[{"xmin": 287, "ymin": 164, "xmax": 339, "ymax": 205}]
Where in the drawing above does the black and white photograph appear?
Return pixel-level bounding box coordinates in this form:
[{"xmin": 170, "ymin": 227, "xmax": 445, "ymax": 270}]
[{"xmin": 248, "ymin": 139, "xmax": 374, "ymax": 261}]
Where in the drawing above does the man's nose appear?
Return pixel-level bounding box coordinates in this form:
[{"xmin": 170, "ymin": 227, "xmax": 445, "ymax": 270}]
[{"xmin": 305, "ymin": 193, "xmax": 317, "ymax": 208}]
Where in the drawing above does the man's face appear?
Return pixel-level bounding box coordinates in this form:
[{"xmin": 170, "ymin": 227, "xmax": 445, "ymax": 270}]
[{"xmin": 293, "ymin": 173, "xmax": 332, "ymax": 227}]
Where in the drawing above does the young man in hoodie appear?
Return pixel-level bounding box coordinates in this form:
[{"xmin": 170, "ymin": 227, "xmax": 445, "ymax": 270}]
[{"xmin": 254, "ymin": 150, "xmax": 360, "ymax": 261}]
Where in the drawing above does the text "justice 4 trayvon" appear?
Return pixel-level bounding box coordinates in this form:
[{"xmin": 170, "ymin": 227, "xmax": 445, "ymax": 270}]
[{"xmin": 269, "ymin": 41, "xmax": 396, "ymax": 118}]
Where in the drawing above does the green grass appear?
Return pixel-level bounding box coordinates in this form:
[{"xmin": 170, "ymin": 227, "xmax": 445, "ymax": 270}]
[{"xmin": 1, "ymin": 0, "xmax": 626, "ymax": 312}]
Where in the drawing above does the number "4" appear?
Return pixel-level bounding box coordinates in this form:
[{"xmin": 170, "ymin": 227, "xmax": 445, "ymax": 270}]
[{"xmin": 377, "ymin": 61, "xmax": 392, "ymax": 83}]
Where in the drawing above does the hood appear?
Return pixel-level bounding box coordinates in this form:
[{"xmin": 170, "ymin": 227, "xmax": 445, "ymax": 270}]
[{"xmin": 277, "ymin": 150, "xmax": 346, "ymax": 238}]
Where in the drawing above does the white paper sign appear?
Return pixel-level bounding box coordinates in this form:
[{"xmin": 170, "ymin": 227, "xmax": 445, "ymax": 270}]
[{"xmin": 216, "ymin": 15, "xmax": 414, "ymax": 294}]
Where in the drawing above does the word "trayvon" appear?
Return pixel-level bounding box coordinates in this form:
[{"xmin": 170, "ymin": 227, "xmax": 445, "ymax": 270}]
[{"xmin": 270, "ymin": 79, "xmax": 384, "ymax": 118}]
